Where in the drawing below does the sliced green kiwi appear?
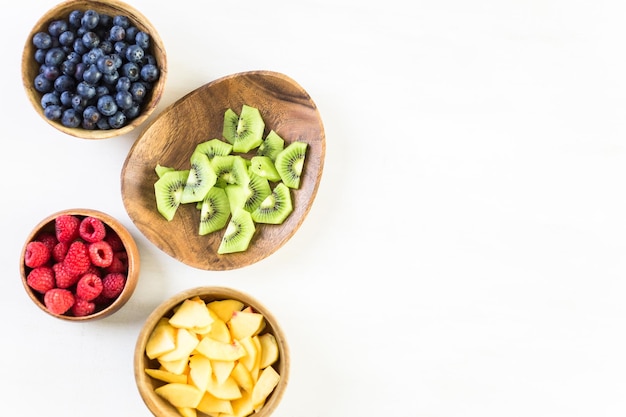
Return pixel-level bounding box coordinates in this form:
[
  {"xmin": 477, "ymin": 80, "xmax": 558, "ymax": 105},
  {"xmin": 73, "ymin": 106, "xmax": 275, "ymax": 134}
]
[
  {"xmin": 211, "ymin": 155, "xmax": 250, "ymax": 188},
  {"xmin": 198, "ymin": 187, "xmax": 230, "ymax": 235},
  {"xmin": 155, "ymin": 164, "xmax": 175, "ymax": 178},
  {"xmin": 257, "ymin": 130, "xmax": 285, "ymax": 161},
  {"xmin": 222, "ymin": 105, "xmax": 265, "ymax": 153},
  {"xmin": 154, "ymin": 169, "xmax": 190, "ymax": 221},
  {"xmin": 217, "ymin": 208, "xmax": 256, "ymax": 254},
  {"xmin": 251, "ymin": 182, "xmax": 293, "ymax": 225},
  {"xmin": 195, "ymin": 138, "xmax": 233, "ymax": 161},
  {"xmin": 249, "ymin": 155, "xmax": 281, "ymax": 182},
  {"xmin": 181, "ymin": 151, "xmax": 218, "ymax": 204},
  {"xmin": 275, "ymin": 141, "xmax": 308, "ymax": 189}
]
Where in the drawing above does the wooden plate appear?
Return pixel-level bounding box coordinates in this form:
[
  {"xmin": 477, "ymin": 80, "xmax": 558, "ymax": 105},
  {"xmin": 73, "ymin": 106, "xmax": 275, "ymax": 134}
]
[{"xmin": 121, "ymin": 70, "xmax": 325, "ymax": 270}]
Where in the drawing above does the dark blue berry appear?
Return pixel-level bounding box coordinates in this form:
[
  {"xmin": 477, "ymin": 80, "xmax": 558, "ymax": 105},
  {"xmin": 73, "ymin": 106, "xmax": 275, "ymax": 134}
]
[
  {"xmin": 82, "ymin": 64, "xmax": 102, "ymax": 84},
  {"xmin": 33, "ymin": 73, "xmax": 52, "ymax": 92},
  {"xmin": 81, "ymin": 31, "xmax": 100, "ymax": 49},
  {"xmin": 48, "ymin": 20, "xmax": 68, "ymax": 37},
  {"xmin": 108, "ymin": 111, "xmax": 127, "ymax": 129},
  {"xmin": 40, "ymin": 65, "xmax": 60, "ymax": 81},
  {"xmin": 125, "ymin": 44, "xmax": 144, "ymax": 63},
  {"xmin": 61, "ymin": 108, "xmax": 81, "ymax": 127},
  {"xmin": 96, "ymin": 55, "xmax": 117, "ymax": 75},
  {"xmin": 96, "ymin": 117, "xmax": 111, "ymax": 130},
  {"xmin": 97, "ymin": 94, "xmax": 118, "ymax": 116},
  {"xmin": 112, "ymin": 15, "xmax": 130, "ymax": 28},
  {"xmin": 99, "ymin": 40, "xmax": 114, "ymax": 54},
  {"xmin": 54, "ymin": 74, "xmax": 75, "ymax": 93},
  {"xmin": 60, "ymin": 60, "xmax": 76, "ymax": 76},
  {"xmin": 44, "ymin": 105, "xmax": 63, "ymax": 120},
  {"xmin": 135, "ymin": 31, "xmax": 150, "ymax": 49},
  {"xmin": 109, "ymin": 25, "xmax": 126, "ymax": 42},
  {"xmin": 58, "ymin": 31, "xmax": 75, "ymax": 47},
  {"xmin": 140, "ymin": 64, "xmax": 159, "ymax": 83},
  {"xmin": 96, "ymin": 85, "xmax": 110, "ymax": 97},
  {"xmin": 125, "ymin": 26, "xmax": 139, "ymax": 41},
  {"xmin": 124, "ymin": 103, "xmax": 141, "ymax": 120},
  {"xmin": 41, "ymin": 92, "xmax": 60, "ymax": 108},
  {"xmin": 76, "ymin": 81, "xmax": 97, "ymax": 99},
  {"xmin": 115, "ymin": 90, "xmax": 133, "ymax": 110},
  {"xmin": 32, "ymin": 32, "xmax": 52, "ymax": 49},
  {"xmin": 74, "ymin": 62, "xmax": 87, "ymax": 81},
  {"xmin": 102, "ymin": 71, "xmax": 120, "ymax": 85},
  {"xmin": 116, "ymin": 76, "xmax": 131, "ymax": 91},
  {"xmin": 60, "ymin": 91, "xmax": 74, "ymax": 107},
  {"xmin": 73, "ymin": 37, "xmax": 88, "ymax": 55},
  {"xmin": 130, "ymin": 81, "xmax": 148, "ymax": 102},
  {"xmin": 83, "ymin": 105, "xmax": 102, "ymax": 123},
  {"xmin": 81, "ymin": 10, "xmax": 100, "ymax": 30},
  {"xmin": 44, "ymin": 47, "xmax": 65, "ymax": 66},
  {"xmin": 121, "ymin": 62, "xmax": 140, "ymax": 81},
  {"xmin": 68, "ymin": 10, "xmax": 83, "ymax": 28},
  {"xmin": 34, "ymin": 49, "xmax": 47, "ymax": 64},
  {"xmin": 71, "ymin": 94, "xmax": 88, "ymax": 112}
]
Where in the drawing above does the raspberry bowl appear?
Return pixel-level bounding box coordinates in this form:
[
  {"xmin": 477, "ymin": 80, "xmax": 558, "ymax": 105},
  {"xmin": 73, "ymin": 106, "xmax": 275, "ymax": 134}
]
[
  {"xmin": 21, "ymin": 0, "xmax": 167, "ymax": 140},
  {"xmin": 19, "ymin": 208, "xmax": 140, "ymax": 321},
  {"xmin": 134, "ymin": 286, "xmax": 290, "ymax": 417}
]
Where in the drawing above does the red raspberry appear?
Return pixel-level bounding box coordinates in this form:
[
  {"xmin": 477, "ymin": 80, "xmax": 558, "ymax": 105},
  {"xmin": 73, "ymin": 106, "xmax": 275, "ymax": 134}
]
[
  {"xmin": 104, "ymin": 231, "xmax": 125, "ymax": 252},
  {"xmin": 101, "ymin": 272, "xmax": 126, "ymax": 299},
  {"xmin": 79, "ymin": 216, "xmax": 106, "ymax": 243},
  {"xmin": 76, "ymin": 273, "xmax": 103, "ymax": 301},
  {"xmin": 52, "ymin": 241, "xmax": 69, "ymax": 262},
  {"xmin": 26, "ymin": 266, "xmax": 56, "ymax": 294},
  {"xmin": 44, "ymin": 288, "xmax": 75, "ymax": 315},
  {"xmin": 88, "ymin": 240, "xmax": 113, "ymax": 267},
  {"xmin": 105, "ymin": 251, "xmax": 128, "ymax": 273},
  {"xmin": 84, "ymin": 264, "xmax": 101, "ymax": 277},
  {"xmin": 71, "ymin": 298, "xmax": 96, "ymax": 317},
  {"xmin": 53, "ymin": 262, "xmax": 79, "ymax": 289},
  {"xmin": 55, "ymin": 214, "xmax": 80, "ymax": 243},
  {"xmin": 63, "ymin": 241, "xmax": 91, "ymax": 277},
  {"xmin": 24, "ymin": 241, "xmax": 51, "ymax": 268},
  {"xmin": 35, "ymin": 231, "xmax": 58, "ymax": 251}
]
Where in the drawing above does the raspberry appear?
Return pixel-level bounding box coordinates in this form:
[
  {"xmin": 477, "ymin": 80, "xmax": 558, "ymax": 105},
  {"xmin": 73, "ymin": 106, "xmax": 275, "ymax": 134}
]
[
  {"xmin": 63, "ymin": 240, "xmax": 91, "ymax": 277},
  {"xmin": 44, "ymin": 288, "xmax": 75, "ymax": 315},
  {"xmin": 24, "ymin": 241, "xmax": 51, "ymax": 268},
  {"xmin": 35, "ymin": 231, "xmax": 58, "ymax": 251},
  {"xmin": 53, "ymin": 262, "xmax": 79, "ymax": 289},
  {"xmin": 71, "ymin": 298, "xmax": 96, "ymax": 317},
  {"xmin": 88, "ymin": 240, "xmax": 113, "ymax": 267},
  {"xmin": 52, "ymin": 241, "xmax": 69, "ymax": 262},
  {"xmin": 55, "ymin": 214, "xmax": 80, "ymax": 243},
  {"xmin": 101, "ymin": 272, "xmax": 126, "ymax": 299},
  {"xmin": 79, "ymin": 216, "xmax": 106, "ymax": 242},
  {"xmin": 26, "ymin": 266, "xmax": 56, "ymax": 294},
  {"xmin": 105, "ymin": 251, "xmax": 128, "ymax": 274},
  {"xmin": 76, "ymin": 273, "xmax": 103, "ymax": 301},
  {"xmin": 104, "ymin": 231, "xmax": 125, "ymax": 252}
]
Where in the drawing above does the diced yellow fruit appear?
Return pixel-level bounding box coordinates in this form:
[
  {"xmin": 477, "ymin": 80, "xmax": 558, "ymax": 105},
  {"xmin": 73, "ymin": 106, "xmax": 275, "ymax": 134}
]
[
  {"xmin": 258, "ymin": 333, "xmax": 279, "ymax": 369},
  {"xmin": 154, "ymin": 383, "xmax": 203, "ymax": 408},
  {"xmin": 196, "ymin": 391, "xmax": 234, "ymax": 415},
  {"xmin": 169, "ymin": 298, "xmax": 214, "ymax": 330},
  {"xmin": 176, "ymin": 407, "xmax": 197, "ymax": 417},
  {"xmin": 207, "ymin": 299, "xmax": 244, "ymax": 322},
  {"xmin": 188, "ymin": 354, "xmax": 212, "ymax": 391},
  {"xmin": 159, "ymin": 328, "xmax": 200, "ymax": 362},
  {"xmin": 158, "ymin": 357, "xmax": 190, "ymax": 375},
  {"xmin": 238, "ymin": 336, "xmax": 258, "ymax": 375},
  {"xmin": 144, "ymin": 368, "xmax": 188, "ymax": 384},
  {"xmin": 196, "ymin": 337, "xmax": 246, "ymax": 361},
  {"xmin": 251, "ymin": 336, "xmax": 262, "ymax": 381},
  {"xmin": 252, "ymin": 366, "xmax": 280, "ymax": 408},
  {"xmin": 211, "ymin": 359, "xmax": 235, "ymax": 385},
  {"xmin": 228, "ymin": 311, "xmax": 265, "ymax": 340},
  {"xmin": 231, "ymin": 361, "xmax": 254, "ymax": 393},
  {"xmin": 146, "ymin": 318, "xmax": 177, "ymax": 359},
  {"xmin": 206, "ymin": 375, "xmax": 242, "ymax": 400},
  {"xmin": 231, "ymin": 389, "xmax": 255, "ymax": 417},
  {"xmin": 207, "ymin": 312, "xmax": 232, "ymax": 343}
]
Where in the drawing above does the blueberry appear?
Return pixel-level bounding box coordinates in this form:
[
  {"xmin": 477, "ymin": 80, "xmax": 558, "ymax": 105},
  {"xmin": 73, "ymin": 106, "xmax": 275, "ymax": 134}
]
[
  {"xmin": 96, "ymin": 55, "xmax": 117, "ymax": 75},
  {"xmin": 44, "ymin": 105, "xmax": 63, "ymax": 120},
  {"xmin": 60, "ymin": 91, "xmax": 74, "ymax": 107},
  {"xmin": 61, "ymin": 108, "xmax": 81, "ymax": 127},
  {"xmin": 140, "ymin": 64, "xmax": 159, "ymax": 83},
  {"xmin": 96, "ymin": 117, "xmax": 111, "ymax": 130},
  {"xmin": 109, "ymin": 25, "xmax": 126, "ymax": 42},
  {"xmin": 60, "ymin": 60, "xmax": 76, "ymax": 76},
  {"xmin": 48, "ymin": 20, "xmax": 68, "ymax": 37},
  {"xmin": 33, "ymin": 73, "xmax": 52, "ymax": 92},
  {"xmin": 32, "ymin": 32, "xmax": 52, "ymax": 49},
  {"xmin": 74, "ymin": 62, "xmax": 87, "ymax": 81},
  {"xmin": 41, "ymin": 92, "xmax": 60, "ymax": 108},
  {"xmin": 83, "ymin": 47, "xmax": 103, "ymax": 65},
  {"xmin": 108, "ymin": 111, "xmax": 127, "ymax": 128},
  {"xmin": 114, "ymin": 40, "xmax": 129, "ymax": 56},
  {"xmin": 125, "ymin": 26, "xmax": 139, "ymax": 41},
  {"xmin": 83, "ymin": 105, "xmax": 102, "ymax": 123},
  {"xmin": 76, "ymin": 81, "xmax": 97, "ymax": 99},
  {"xmin": 116, "ymin": 76, "xmax": 131, "ymax": 91},
  {"xmin": 82, "ymin": 64, "xmax": 102, "ymax": 85},
  {"xmin": 66, "ymin": 51, "xmax": 81, "ymax": 64},
  {"xmin": 98, "ymin": 13, "xmax": 112, "ymax": 28},
  {"xmin": 71, "ymin": 38, "xmax": 88, "ymax": 55},
  {"xmin": 54, "ymin": 74, "xmax": 75, "ymax": 93},
  {"xmin": 44, "ymin": 47, "xmax": 66, "ymax": 66},
  {"xmin": 102, "ymin": 71, "xmax": 120, "ymax": 85},
  {"xmin": 124, "ymin": 103, "xmax": 141, "ymax": 120},
  {"xmin": 113, "ymin": 15, "xmax": 130, "ymax": 29},
  {"xmin": 34, "ymin": 49, "xmax": 47, "ymax": 64},
  {"xmin": 115, "ymin": 90, "xmax": 133, "ymax": 110},
  {"xmin": 96, "ymin": 85, "xmax": 110, "ymax": 97},
  {"xmin": 57, "ymin": 31, "xmax": 74, "ymax": 47},
  {"xmin": 81, "ymin": 10, "xmax": 100, "ymax": 30},
  {"xmin": 121, "ymin": 62, "xmax": 140, "ymax": 81},
  {"xmin": 125, "ymin": 44, "xmax": 144, "ymax": 63},
  {"xmin": 135, "ymin": 31, "xmax": 150, "ymax": 49},
  {"xmin": 82, "ymin": 31, "xmax": 100, "ymax": 49},
  {"xmin": 68, "ymin": 10, "xmax": 83, "ymax": 28},
  {"xmin": 71, "ymin": 94, "xmax": 88, "ymax": 112},
  {"xmin": 99, "ymin": 40, "xmax": 114, "ymax": 54},
  {"xmin": 130, "ymin": 81, "xmax": 148, "ymax": 102},
  {"xmin": 97, "ymin": 94, "xmax": 118, "ymax": 116}
]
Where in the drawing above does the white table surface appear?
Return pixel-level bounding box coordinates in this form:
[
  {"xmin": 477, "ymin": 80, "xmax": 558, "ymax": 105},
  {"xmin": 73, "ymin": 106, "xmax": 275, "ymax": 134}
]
[{"xmin": 3, "ymin": 0, "xmax": 626, "ymax": 415}]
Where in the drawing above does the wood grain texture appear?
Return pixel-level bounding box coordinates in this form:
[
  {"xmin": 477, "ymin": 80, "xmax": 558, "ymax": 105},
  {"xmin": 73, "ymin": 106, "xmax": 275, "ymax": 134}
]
[
  {"xmin": 121, "ymin": 70, "xmax": 326, "ymax": 270},
  {"xmin": 21, "ymin": 0, "xmax": 167, "ymax": 139}
]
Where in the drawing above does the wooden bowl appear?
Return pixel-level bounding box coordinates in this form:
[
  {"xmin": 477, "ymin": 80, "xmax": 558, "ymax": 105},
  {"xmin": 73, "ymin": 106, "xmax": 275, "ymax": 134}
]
[
  {"xmin": 134, "ymin": 286, "xmax": 290, "ymax": 417},
  {"xmin": 20, "ymin": 208, "xmax": 140, "ymax": 321},
  {"xmin": 121, "ymin": 70, "xmax": 325, "ymax": 270},
  {"xmin": 21, "ymin": 0, "xmax": 167, "ymax": 139}
]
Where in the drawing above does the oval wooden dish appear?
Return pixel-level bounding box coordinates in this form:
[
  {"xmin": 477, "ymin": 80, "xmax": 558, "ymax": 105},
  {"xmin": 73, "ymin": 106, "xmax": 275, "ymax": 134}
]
[{"xmin": 121, "ymin": 70, "xmax": 325, "ymax": 270}]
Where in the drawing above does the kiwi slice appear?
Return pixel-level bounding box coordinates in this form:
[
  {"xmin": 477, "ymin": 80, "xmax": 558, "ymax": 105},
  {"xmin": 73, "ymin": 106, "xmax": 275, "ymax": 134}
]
[
  {"xmin": 217, "ymin": 208, "xmax": 256, "ymax": 254},
  {"xmin": 155, "ymin": 164, "xmax": 175, "ymax": 178},
  {"xmin": 198, "ymin": 187, "xmax": 230, "ymax": 235},
  {"xmin": 195, "ymin": 138, "xmax": 233, "ymax": 161},
  {"xmin": 275, "ymin": 141, "xmax": 308, "ymax": 189},
  {"xmin": 222, "ymin": 105, "xmax": 265, "ymax": 153},
  {"xmin": 211, "ymin": 155, "xmax": 250, "ymax": 188},
  {"xmin": 257, "ymin": 130, "xmax": 285, "ymax": 161},
  {"xmin": 249, "ymin": 155, "xmax": 281, "ymax": 182},
  {"xmin": 251, "ymin": 182, "xmax": 293, "ymax": 225},
  {"xmin": 154, "ymin": 169, "xmax": 190, "ymax": 221},
  {"xmin": 181, "ymin": 151, "xmax": 218, "ymax": 204}
]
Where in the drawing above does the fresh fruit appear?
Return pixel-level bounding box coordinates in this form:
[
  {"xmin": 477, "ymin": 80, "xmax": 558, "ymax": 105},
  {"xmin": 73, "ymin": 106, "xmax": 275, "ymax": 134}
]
[
  {"xmin": 251, "ymin": 182, "xmax": 293, "ymax": 225},
  {"xmin": 154, "ymin": 169, "xmax": 189, "ymax": 221},
  {"xmin": 144, "ymin": 297, "xmax": 281, "ymax": 417},
  {"xmin": 195, "ymin": 138, "xmax": 233, "ymax": 161},
  {"xmin": 180, "ymin": 151, "xmax": 217, "ymax": 204},
  {"xmin": 223, "ymin": 105, "xmax": 265, "ymax": 153},
  {"xmin": 249, "ymin": 155, "xmax": 281, "ymax": 182},
  {"xmin": 24, "ymin": 241, "xmax": 51, "ymax": 268},
  {"xmin": 217, "ymin": 209, "xmax": 256, "ymax": 255},
  {"xmin": 22, "ymin": 213, "xmax": 131, "ymax": 317},
  {"xmin": 198, "ymin": 187, "xmax": 230, "ymax": 236},
  {"xmin": 256, "ymin": 130, "xmax": 285, "ymax": 161},
  {"xmin": 275, "ymin": 141, "xmax": 308, "ymax": 189}
]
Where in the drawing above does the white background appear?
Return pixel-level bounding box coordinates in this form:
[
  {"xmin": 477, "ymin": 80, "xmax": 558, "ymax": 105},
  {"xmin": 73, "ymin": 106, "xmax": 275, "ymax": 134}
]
[{"xmin": 2, "ymin": 0, "xmax": 626, "ymax": 415}]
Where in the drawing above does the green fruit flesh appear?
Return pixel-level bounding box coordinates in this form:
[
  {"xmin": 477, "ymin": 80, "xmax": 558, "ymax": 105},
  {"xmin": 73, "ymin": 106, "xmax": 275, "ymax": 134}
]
[
  {"xmin": 251, "ymin": 182, "xmax": 293, "ymax": 225},
  {"xmin": 199, "ymin": 187, "xmax": 231, "ymax": 235},
  {"xmin": 217, "ymin": 209, "xmax": 256, "ymax": 254},
  {"xmin": 181, "ymin": 151, "xmax": 217, "ymax": 204},
  {"xmin": 154, "ymin": 170, "xmax": 190, "ymax": 221},
  {"xmin": 195, "ymin": 138, "xmax": 233, "ymax": 161},
  {"xmin": 257, "ymin": 130, "xmax": 285, "ymax": 161},
  {"xmin": 275, "ymin": 141, "xmax": 308, "ymax": 189},
  {"xmin": 249, "ymin": 156, "xmax": 281, "ymax": 182},
  {"xmin": 211, "ymin": 155, "xmax": 250, "ymax": 188},
  {"xmin": 223, "ymin": 105, "xmax": 265, "ymax": 153},
  {"xmin": 155, "ymin": 164, "xmax": 175, "ymax": 178}
]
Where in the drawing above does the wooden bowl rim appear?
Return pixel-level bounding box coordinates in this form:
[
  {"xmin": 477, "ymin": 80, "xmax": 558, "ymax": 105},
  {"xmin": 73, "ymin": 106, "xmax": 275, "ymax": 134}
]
[
  {"xmin": 21, "ymin": 0, "xmax": 167, "ymax": 140},
  {"xmin": 20, "ymin": 208, "xmax": 141, "ymax": 321},
  {"xmin": 134, "ymin": 286, "xmax": 290, "ymax": 417}
]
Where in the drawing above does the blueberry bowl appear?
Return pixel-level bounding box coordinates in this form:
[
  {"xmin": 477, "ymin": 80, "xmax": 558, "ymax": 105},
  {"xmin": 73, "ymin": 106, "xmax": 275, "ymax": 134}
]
[{"xmin": 21, "ymin": 0, "xmax": 167, "ymax": 139}]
